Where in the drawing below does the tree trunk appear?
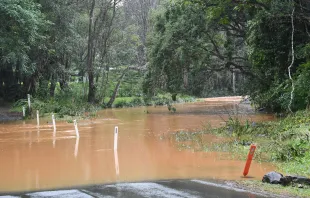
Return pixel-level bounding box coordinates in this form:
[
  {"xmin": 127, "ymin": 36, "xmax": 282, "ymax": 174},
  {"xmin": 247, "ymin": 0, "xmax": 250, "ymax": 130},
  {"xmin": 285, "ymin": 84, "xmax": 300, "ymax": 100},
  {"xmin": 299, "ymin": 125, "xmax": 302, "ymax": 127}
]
[
  {"xmin": 232, "ymin": 69, "xmax": 236, "ymax": 94},
  {"xmin": 59, "ymin": 79, "xmax": 69, "ymax": 91},
  {"xmin": 38, "ymin": 78, "xmax": 49, "ymax": 98},
  {"xmin": 96, "ymin": 74, "xmax": 99, "ymax": 83},
  {"xmin": 24, "ymin": 74, "xmax": 37, "ymax": 97},
  {"xmin": 0, "ymin": 70, "xmax": 4, "ymax": 98},
  {"xmin": 172, "ymin": 93, "xmax": 177, "ymax": 102},
  {"xmin": 183, "ymin": 67, "xmax": 188, "ymax": 89},
  {"xmin": 106, "ymin": 68, "xmax": 128, "ymax": 108},
  {"xmin": 15, "ymin": 61, "xmax": 20, "ymax": 85},
  {"xmin": 88, "ymin": 71, "xmax": 96, "ymax": 103},
  {"xmin": 3, "ymin": 66, "xmax": 15, "ymax": 101},
  {"xmin": 87, "ymin": 0, "xmax": 96, "ymax": 103},
  {"xmin": 50, "ymin": 75, "xmax": 56, "ymax": 97}
]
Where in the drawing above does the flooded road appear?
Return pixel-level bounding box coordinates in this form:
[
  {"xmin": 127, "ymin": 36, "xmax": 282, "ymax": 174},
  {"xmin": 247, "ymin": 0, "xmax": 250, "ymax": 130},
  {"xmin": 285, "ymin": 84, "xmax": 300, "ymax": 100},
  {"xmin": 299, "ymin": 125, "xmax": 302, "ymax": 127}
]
[{"xmin": 0, "ymin": 97, "xmax": 275, "ymax": 193}]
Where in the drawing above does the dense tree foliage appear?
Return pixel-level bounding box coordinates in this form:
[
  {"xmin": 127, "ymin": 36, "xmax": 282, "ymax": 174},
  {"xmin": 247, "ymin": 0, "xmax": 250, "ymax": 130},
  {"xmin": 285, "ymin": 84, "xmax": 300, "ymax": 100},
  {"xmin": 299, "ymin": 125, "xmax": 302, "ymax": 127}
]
[
  {"xmin": 0, "ymin": 0, "xmax": 49, "ymax": 100},
  {"xmin": 144, "ymin": 1, "xmax": 247, "ymax": 97},
  {"xmin": 0, "ymin": 0, "xmax": 157, "ymax": 106},
  {"xmin": 1, "ymin": 0, "xmax": 310, "ymax": 112},
  {"xmin": 145, "ymin": 0, "xmax": 310, "ymax": 111}
]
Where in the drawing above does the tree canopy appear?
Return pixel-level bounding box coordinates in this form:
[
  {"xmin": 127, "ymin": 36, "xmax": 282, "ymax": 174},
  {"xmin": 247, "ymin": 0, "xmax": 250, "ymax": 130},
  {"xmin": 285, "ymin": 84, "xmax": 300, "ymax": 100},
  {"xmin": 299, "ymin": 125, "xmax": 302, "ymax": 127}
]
[
  {"xmin": 1, "ymin": 0, "xmax": 310, "ymax": 112},
  {"xmin": 145, "ymin": 0, "xmax": 310, "ymax": 111}
]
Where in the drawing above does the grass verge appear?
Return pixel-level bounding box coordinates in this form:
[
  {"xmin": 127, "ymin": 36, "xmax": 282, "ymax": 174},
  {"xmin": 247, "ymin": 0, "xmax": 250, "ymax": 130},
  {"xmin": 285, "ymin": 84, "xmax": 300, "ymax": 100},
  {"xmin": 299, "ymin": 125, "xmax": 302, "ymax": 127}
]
[
  {"xmin": 170, "ymin": 110, "xmax": 310, "ymax": 197},
  {"xmin": 233, "ymin": 180, "xmax": 310, "ymax": 198}
]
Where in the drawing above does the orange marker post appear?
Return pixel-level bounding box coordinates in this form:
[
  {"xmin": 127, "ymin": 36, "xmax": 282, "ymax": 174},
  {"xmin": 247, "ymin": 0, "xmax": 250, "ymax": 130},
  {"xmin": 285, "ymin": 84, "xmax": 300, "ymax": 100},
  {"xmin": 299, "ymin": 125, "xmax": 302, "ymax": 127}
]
[{"xmin": 243, "ymin": 144, "xmax": 256, "ymax": 177}]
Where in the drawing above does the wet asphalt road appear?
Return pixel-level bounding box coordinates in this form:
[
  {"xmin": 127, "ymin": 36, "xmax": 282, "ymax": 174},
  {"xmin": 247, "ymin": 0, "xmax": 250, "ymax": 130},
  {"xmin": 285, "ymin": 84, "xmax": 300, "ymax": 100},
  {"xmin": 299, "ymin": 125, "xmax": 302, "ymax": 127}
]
[{"xmin": 0, "ymin": 180, "xmax": 270, "ymax": 198}]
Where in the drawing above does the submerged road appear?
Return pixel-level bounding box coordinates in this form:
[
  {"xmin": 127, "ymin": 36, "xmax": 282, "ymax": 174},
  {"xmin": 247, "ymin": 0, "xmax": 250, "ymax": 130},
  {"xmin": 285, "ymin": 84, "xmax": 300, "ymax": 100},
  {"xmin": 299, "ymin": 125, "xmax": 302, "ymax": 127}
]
[{"xmin": 0, "ymin": 180, "xmax": 271, "ymax": 198}]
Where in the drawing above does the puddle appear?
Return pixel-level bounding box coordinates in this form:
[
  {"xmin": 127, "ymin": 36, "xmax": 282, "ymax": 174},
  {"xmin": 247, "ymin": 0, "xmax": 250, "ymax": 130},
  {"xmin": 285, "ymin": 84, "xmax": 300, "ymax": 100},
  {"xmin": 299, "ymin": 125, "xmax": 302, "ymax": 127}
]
[{"xmin": 0, "ymin": 97, "xmax": 275, "ymax": 192}]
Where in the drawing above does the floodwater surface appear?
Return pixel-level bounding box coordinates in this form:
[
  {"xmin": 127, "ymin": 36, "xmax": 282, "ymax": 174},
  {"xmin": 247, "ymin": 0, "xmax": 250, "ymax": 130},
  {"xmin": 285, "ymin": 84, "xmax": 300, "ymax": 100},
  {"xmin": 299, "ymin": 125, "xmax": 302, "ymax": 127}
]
[{"xmin": 0, "ymin": 97, "xmax": 275, "ymax": 193}]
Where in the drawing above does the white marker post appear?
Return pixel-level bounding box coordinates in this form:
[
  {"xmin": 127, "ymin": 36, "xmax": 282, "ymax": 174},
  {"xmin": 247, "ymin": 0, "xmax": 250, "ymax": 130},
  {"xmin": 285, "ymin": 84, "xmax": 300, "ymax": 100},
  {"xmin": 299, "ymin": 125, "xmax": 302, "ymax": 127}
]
[
  {"xmin": 22, "ymin": 107, "xmax": 26, "ymax": 118},
  {"xmin": 114, "ymin": 126, "xmax": 120, "ymax": 176},
  {"xmin": 114, "ymin": 126, "xmax": 119, "ymax": 151},
  {"xmin": 52, "ymin": 114, "xmax": 56, "ymax": 132},
  {"xmin": 36, "ymin": 110, "xmax": 40, "ymax": 127},
  {"xmin": 114, "ymin": 149, "xmax": 120, "ymax": 176},
  {"xmin": 53, "ymin": 130, "xmax": 56, "ymax": 148},
  {"xmin": 74, "ymin": 137, "xmax": 79, "ymax": 158},
  {"xmin": 37, "ymin": 127, "xmax": 40, "ymax": 141},
  {"xmin": 74, "ymin": 120, "xmax": 80, "ymax": 138},
  {"xmin": 27, "ymin": 94, "xmax": 31, "ymax": 111}
]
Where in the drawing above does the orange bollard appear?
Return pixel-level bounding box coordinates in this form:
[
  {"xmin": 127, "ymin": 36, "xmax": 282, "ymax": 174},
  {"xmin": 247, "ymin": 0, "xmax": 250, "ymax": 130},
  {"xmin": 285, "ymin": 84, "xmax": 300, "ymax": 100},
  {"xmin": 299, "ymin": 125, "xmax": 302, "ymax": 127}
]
[{"xmin": 243, "ymin": 144, "xmax": 256, "ymax": 177}]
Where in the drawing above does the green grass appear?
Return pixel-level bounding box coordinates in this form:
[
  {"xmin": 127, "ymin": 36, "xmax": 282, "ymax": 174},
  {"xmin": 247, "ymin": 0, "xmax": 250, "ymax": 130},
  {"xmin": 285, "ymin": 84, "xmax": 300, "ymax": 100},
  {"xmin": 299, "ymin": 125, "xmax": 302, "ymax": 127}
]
[
  {"xmin": 169, "ymin": 110, "xmax": 310, "ymax": 197},
  {"xmin": 279, "ymin": 152, "xmax": 310, "ymax": 177},
  {"xmin": 236, "ymin": 180, "xmax": 310, "ymax": 198},
  {"xmin": 200, "ymin": 111, "xmax": 310, "ymax": 166}
]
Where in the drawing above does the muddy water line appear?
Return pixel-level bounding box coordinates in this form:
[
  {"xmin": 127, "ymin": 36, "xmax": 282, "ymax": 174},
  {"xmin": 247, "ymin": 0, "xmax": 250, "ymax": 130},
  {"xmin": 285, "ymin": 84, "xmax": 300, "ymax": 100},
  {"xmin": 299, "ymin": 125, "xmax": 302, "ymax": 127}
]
[{"xmin": 0, "ymin": 99, "xmax": 274, "ymax": 192}]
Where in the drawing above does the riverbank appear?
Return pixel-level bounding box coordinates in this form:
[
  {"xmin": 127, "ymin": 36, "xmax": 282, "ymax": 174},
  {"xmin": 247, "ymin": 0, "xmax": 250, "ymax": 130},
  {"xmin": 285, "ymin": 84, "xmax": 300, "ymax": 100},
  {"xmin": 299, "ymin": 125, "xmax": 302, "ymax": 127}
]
[{"xmin": 171, "ymin": 109, "xmax": 310, "ymax": 197}]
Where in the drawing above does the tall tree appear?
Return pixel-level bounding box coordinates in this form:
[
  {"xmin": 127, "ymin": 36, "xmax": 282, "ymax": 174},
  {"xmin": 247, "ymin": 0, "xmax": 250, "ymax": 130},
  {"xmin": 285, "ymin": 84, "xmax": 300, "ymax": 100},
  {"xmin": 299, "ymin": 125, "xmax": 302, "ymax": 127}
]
[
  {"xmin": 86, "ymin": 0, "xmax": 120, "ymax": 103},
  {"xmin": 123, "ymin": 0, "xmax": 159, "ymax": 68},
  {"xmin": 0, "ymin": 0, "xmax": 48, "ymax": 100},
  {"xmin": 145, "ymin": 0, "xmax": 248, "ymax": 97},
  {"xmin": 36, "ymin": 0, "xmax": 83, "ymax": 97}
]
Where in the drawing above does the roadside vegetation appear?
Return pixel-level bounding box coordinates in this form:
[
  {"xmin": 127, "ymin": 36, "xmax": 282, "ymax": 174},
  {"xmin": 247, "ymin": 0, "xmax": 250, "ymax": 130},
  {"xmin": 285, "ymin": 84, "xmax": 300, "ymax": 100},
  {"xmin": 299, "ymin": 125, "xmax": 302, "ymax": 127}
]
[
  {"xmin": 171, "ymin": 109, "xmax": 310, "ymax": 197},
  {"xmin": 11, "ymin": 80, "xmax": 195, "ymax": 119},
  {"xmin": 1, "ymin": 0, "xmax": 310, "ymax": 112},
  {"xmin": 235, "ymin": 180, "xmax": 310, "ymax": 198}
]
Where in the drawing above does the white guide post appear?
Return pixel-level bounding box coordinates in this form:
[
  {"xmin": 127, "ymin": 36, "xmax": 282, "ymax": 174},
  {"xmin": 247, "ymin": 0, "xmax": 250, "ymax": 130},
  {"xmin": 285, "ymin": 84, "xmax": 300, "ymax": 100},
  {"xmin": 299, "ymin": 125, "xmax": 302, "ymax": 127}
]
[
  {"xmin": 53, "ymin": 130, "xmax": 56, "ymax": 148},
  {"xmin": 52, "ymin": 114, "xmax": 56, "ymax": 131},
  {"xmin": 74, "ymin": 120, "xmax": 80, "ymax": 138},
  {"xmin": 74, "ymin": 137, "xmax": 79, "ymax": 158},
  {"xmin": 36, "ymin": 110, "xmax": 40, "ymax": 127},
  {"xmin": 114, "ymin": 149, "xmax": 120, "ymax": 176},
  {"xmin": 114, "ymin": 126, "xmax": 119, "ymax": 176},
  {"xmin": 22, "ymin": 107, "xmax": 26, "ymax": 117},
  {"xmin": 27, "ymin": 94, "xmax": 31, "ymax": 110},
  {"xmin": 114, "ymin": 126, "xmax": 118, "ymax": 151},
  {"xmin": 37, "ymin": 127, "xmax": 40, "ymax": 140}
]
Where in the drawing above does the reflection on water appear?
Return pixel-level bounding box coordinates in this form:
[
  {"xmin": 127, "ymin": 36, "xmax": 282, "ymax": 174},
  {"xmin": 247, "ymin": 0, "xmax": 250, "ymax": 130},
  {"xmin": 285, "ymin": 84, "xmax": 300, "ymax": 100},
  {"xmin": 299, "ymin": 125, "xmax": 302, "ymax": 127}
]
[
  {"xmin": 0, "ymin": 97, "xmax": 275, "ymax": 192},
  {"xmin": 74, "ymin": 137, "xmax": 79, "ymax": 158},
  {"xmin": 114, "ymin": 150, "xmax": 120, "ymax": 177}
]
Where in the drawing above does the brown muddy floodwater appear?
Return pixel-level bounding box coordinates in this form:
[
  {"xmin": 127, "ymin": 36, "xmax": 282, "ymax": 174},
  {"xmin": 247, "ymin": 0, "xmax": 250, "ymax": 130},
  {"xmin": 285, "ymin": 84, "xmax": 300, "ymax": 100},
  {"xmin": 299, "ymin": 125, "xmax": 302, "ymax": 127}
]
[{"xmin": 0, "ymin": 97, "xmax": 275, "ymax": 193}]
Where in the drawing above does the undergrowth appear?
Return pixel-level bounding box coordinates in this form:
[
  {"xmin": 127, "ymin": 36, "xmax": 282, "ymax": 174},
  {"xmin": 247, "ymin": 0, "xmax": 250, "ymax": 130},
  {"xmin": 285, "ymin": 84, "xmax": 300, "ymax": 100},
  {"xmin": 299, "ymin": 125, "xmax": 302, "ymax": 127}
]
[
  {"xmin": 11, "ymin": 84, "xmax": 196, "ymax": 118},
  {"xmin": 171, "ymin": 110, "xmax": 310, "ymax": 176}
]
